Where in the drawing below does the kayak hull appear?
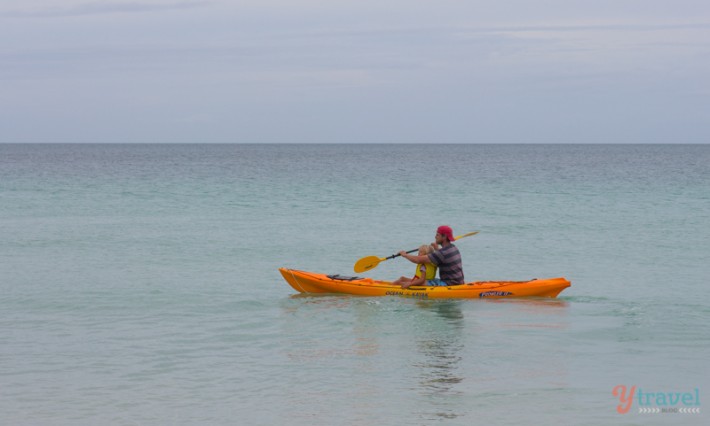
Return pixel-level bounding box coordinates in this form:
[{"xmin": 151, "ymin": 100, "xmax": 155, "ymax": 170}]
[{"xmin": 279, "ymin": 268, "xmax": 570, "ymax": 299}]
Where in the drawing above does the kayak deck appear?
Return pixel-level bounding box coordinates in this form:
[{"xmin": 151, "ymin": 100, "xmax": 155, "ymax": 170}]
[{"xmin": 279, "ymin": 268, "xmax": 571, "ymax": 299}]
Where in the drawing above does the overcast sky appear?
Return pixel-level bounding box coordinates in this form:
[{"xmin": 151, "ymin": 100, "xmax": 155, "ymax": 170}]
[{"xmin": 1, "ymin": 0, "xmax": 709, "ymax": 143}]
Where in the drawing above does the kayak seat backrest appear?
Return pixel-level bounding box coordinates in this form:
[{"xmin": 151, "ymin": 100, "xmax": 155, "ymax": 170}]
[{"xmin": 327, "ymin": 274, "xmax": 362, "ymax": 281}]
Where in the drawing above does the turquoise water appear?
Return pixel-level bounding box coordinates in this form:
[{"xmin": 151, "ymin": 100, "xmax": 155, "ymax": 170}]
[{"xmin": 1, "ymin": 144, "xmax": 708, "ymax": 425}]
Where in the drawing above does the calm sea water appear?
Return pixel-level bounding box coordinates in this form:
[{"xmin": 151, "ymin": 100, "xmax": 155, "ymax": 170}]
[{"xmin": 1, "ymin": 144, "xmax": 708, "ymax": 425}]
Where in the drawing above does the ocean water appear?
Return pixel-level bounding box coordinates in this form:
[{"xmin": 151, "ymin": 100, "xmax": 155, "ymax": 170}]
[{"xmin": 1, "ymin": 143, "xmax": 708, "ymax": 425}]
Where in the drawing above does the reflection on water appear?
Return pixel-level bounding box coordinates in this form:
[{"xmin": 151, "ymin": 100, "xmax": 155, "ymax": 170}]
[
  {"xmin": 487, "ymin": 298, "xmax": 570, "ymax": 330},
  {"xmin": 413, "ymin": 300, "xmax": 465, "ymax": 421},
  {"xmin": 279, "ymin": 295, "xmax": 572, "ymax": 424},
  {"xmin": 280, "ymin": 295, "xmax": 379, "ymax": 361},
  {"xmin": 484, "ymin": 297, "xmax": 569, "ymax": 309},
  {"xmin": 418, "ymin": 300, "xmax": 466, "ymax": 322}
]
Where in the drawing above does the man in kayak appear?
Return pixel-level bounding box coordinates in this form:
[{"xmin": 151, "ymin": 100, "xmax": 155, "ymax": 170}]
[{"xmin": 399, "ymin": 225, "xmax": 465, "ymax": 286}]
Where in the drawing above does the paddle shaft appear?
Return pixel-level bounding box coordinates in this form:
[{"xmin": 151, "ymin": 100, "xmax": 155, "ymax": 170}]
[
  {"xmin": 353, "ymin": 231, "xmax": 479, "ymax": 273},
  {"xmin": 390, "ymin": 231, "xmax": 479, "ymax": 260},
  {"xmin": 385, "ymin": 248, "xmax": 418, "ymax": 260}
]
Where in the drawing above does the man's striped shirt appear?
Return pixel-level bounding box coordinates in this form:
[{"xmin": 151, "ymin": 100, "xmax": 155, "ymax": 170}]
[{"xmin": 428, "ymin": 244, "xmax": 464, "ymax": 285}]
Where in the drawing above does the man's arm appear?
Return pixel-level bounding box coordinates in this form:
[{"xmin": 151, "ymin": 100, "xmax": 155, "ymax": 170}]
[{"xmin": 400, "ymin": 251, "xmax": 431, "ymax": 265}]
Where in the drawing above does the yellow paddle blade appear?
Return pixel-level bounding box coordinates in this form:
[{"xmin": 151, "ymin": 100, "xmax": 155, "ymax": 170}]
[{"xmin": 354, "ymin": 256, "xmax": 384, "ymax": 273}]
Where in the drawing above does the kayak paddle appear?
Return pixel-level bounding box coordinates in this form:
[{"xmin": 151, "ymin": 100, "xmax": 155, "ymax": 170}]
[{"xmin": 353, "ymin": 231, "xmax": 479, "ymax": 273}]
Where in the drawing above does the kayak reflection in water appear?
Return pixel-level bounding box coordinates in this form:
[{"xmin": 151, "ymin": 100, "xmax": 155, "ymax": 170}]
[
  {"xmin": 399, "ymin": 225, "xmax": 465, "ymax": 286},
  {"xmin": 393, "ymin": 245, "xmax": 437, "ymax": 289}
]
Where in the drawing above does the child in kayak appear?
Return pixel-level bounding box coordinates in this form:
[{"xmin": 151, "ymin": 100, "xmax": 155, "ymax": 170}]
[{"xmin": 393, "ymin": 245, "xmax": 437, "ymax": 289}]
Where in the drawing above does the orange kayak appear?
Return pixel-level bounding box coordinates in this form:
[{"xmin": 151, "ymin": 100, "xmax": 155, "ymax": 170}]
[{"xmin": 279, "ymin": 268, "xmax": 571, "ymax": 299}]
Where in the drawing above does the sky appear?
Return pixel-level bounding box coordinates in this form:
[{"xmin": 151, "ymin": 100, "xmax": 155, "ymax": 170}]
[{"xmin": 1, "ymin": 0, "xmax": 709, "ymax": 143}]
